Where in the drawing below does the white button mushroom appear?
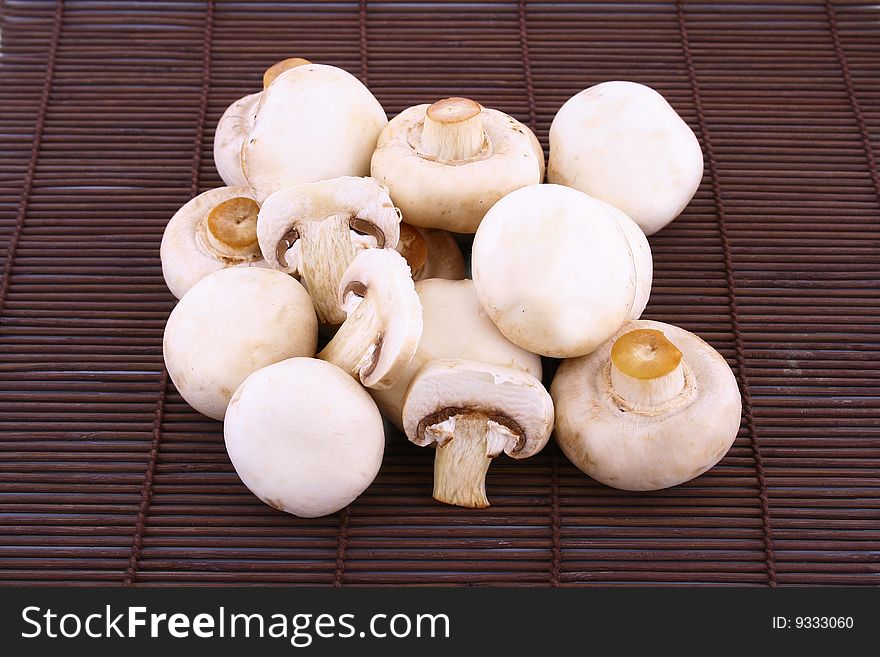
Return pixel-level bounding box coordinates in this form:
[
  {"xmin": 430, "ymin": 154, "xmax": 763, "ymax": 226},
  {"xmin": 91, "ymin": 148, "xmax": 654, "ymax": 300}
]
[
  {"xmin": 471, "ymin": 184, "xmax": 652, "ymax": 358},
  {"xmin": 160, "ymin": 186, "xmax": 267, "ymax": 299},
  {"xmin": 257, "ymin": 176, "xmax": 401, "ymax": 325},
  {"xmin": 548, "ymin": 81, "xmax": 704, "ymax": 236},
  {"xmin": 163, "ymin": 267, "xmax": 318, "ymax": 420},
  {"xmin": 318, "ymin": 248, "xmax": 422, "ymax": 389},
  {"xmin": 395, "ymin": 223, "xmax": 466, "ymax": 282},
  {"xmin": 225, "ymin": 357, "xmax": 384, "ymax": 518},
  {"xmin": 551, "ymin": 319, "xmax": 742, "ymax": 491},
  {"xmin": 370, "ymin": 278, "xmax": 542, "ymax": 430},
  {"xmin": 213, "ymin": 58, "xmax": 313, "ymax": 187},
  {"xmin": 242, "ymin": 63, "xmax": 388, "ymax": 202},
  {"xmin": 370, "ymin": 97, "xmax": 545, "ymax": 233},
  {"xmin": 403, "ymin": 359, "xmax": 554, "ymax": 509},
  {"xmin": 213, "ymin": 92, "xmax": 260, "ymax": 188},
  {"xmin": 615, "ymin": 205, "xmax": 653, "ymax": 320}
]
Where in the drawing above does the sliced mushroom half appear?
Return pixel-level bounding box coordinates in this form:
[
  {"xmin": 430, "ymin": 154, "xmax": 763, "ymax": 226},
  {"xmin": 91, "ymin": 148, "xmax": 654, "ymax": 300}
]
[
  {"xmin": 318, "ymin": 248, "xmax": 422, "ymax": 389},
  {"xmin": 403, "ymin": 359, "xmax": 554, "ymax": 509},
  {"xmin": 257, "ymin": 176, "xmax": 401, "ymax": 324}
]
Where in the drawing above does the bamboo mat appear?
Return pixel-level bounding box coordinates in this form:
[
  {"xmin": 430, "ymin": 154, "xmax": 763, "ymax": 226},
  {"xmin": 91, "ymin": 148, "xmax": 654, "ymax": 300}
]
[{"xmin": 0, "ymin": 0, "xmax": 878, "ymax": 587}]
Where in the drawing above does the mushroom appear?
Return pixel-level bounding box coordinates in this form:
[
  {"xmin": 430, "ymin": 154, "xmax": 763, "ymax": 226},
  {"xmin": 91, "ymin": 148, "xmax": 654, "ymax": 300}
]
[
  {"xmin": 213, "ymin": 92, "xmax": 260, "ymax": 187},
  {"xmin": 371, "ymin": 278, "xmax": 541, "ymax": 430},
  {"xmin": 163, "ymin": 267, "xmax": 318, "ymax": 420},
  {"xmin": 160, "ymin": 186, "xmax": 267, "ymax": 299},
  {"xmin": 615, "ymin": 205, "xmax": 653, "ymax": 320},
  {"xmin": 213, "ymin": 58, "xmax": 313, "ymax": 187},
  {"xmin": 225, "ymin": 357, "xmax": 384, "ymax": 518},
  {"xmin": 548, "ymin": 81, "xmax": 704, "ymax": 236},
  {"xmin": 395, "ymin": 223, "xmax": 466, "ymax": 281},
  {"xmin": 257, "ymin": 176, "xmax": 400, "ymax": 325},
  {"xmin": 242, "ymin": 63, "xmax": 387, "ymax": 202},
  {"xmin": 551, "ymin": 319, "xmax": 742, "ymax": 491},
  {"xmin": 402, "ymin": 359, "xmax": 554, "ymax": 509},
  {"xmin": 370, "ymin": 97, "xmax": 544, "ymax": 233},
  {"xmin": 318, "ymin": 248, "xmax": 422, "ymax": 389},
  {"xmin": 471, "ymin": 183, "xmax": 652, "ymax": 358}
]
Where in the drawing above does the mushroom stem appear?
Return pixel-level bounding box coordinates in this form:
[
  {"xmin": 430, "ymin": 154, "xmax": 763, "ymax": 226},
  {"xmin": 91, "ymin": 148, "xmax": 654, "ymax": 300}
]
[
  {"xmin": 420, "ymin": 97, "xmax": 486, "ymax": 162},
  {"xmin": 395, "ymin": 223, "xmax": 428, "ymax": 278},
  {"xmin": 609, "ymin": 328, "xmax": 685, "ymax": 410},
  {"xmin": 202, "ymin": 197, "xmax": 261, "ymax": 259},
  {"xmin": 431, "ymin": 415, "xmax": 493, "ymax": 509},
  {"xmin": 263, "ymin": 57, "xmax": 311, "ymax": 89},
  {"xmin": 296, "ymin": 215, "xmax": 358, "ymax": 325},
  {"xmin": 318, "ymin": 288, "xmax": 383, "ymax": 382}
]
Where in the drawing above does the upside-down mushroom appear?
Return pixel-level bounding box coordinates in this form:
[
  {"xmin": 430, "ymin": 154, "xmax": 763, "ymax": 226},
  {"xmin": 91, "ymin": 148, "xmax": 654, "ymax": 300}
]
[
  {"xmin": 318, "ymin": 248, "xmax": 422, "ymax": 389},
  {"xmin": 163, "ymin": 268, "xmax": 318, "ymax": 420},
  {"xmin": 472, "ymin": 184, "xmax": 652, "ymax": 358},
  {"xmin": 551, "ymin": 319, "xmax": 742, "ymax": 491},
  {"xmin": 160, "ymin": 186, "xmax": 267, "ymax": 299},
  {"xmin": 403, "ymin": 359, "xmax": 554, "ymax": 509},
  {"xmin": 371, "ymin": 97, "xmax": 544, "ymax": 233},
  {"xmin": 257, "ymin": 176, "xmax": 400, "ymax": 325},
  {"xmin": 548, "ymin": 81, "xmax": 704, "ymax": 236},
  {"xmin": 225, "ymin": 357, "xmax": 384, "ymax": 518}
]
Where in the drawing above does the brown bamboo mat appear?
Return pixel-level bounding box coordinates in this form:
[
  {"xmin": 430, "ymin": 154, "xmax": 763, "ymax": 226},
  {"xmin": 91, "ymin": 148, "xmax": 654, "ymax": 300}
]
[{"xmin": 0, "ymin": 0, "xmax": 878, "ymax": 587}]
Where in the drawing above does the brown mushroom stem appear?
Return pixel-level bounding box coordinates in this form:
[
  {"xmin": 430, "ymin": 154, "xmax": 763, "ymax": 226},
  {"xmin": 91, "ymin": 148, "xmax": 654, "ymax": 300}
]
[
  {"xmin": 395, "ymin": 223, "xmax": 428, "ymax": 278},
  {"xmin": 609, "ymin": 328, "xmax": 685, "ymax": 411},
  {"xmin": 431, "ymin": 415, "xmax": 494, "ymax": 509},
  {"xmin": 202, "ymin": 197, "xmax": 261, "ymax": 260},
  {"xmin": 421, "ymin": 97, "xmax": 486, "ymax": 162},
  {"xmin": 317, "ymin": 289, "xmax": 383, "ymax": 382},
  {"xmin": 295, "ymin": 215, "xmax": 358, "ymax": 325}
]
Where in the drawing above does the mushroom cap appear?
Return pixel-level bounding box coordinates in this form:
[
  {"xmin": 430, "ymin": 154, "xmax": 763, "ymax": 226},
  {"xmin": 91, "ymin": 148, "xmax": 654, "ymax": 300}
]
[
  {"xmin": 257, "ymin": 176, "xmax": 400, "ymax": 274},
  {"xmin": 224, "ymin": 357, "xmax": 384, "ymax": 518},
  {"xmin": 370, "ymin": 104, "xmax": 544, "ymax": 233},
  {"xmin": 160, "ymin": 185, "xmax": 268, "ymax": 299},
  {"xmin": 163, "ymin": 267, "xmax": 318, "ymax": 420},
  {"xmin": 472, "ymin": 184, "xmax": 637, "ymax": 358},
  {"xmin": 242, "ymin": 63, "xmax": 388, "ymax": 202},
  {"xmin": 550, "ymin": 319, "xmax": 742, "ymax": 491},
  {"xmin": 548, "ymin": 80, "xmax": 704, "ymax": 236},
  {"xmin": 370, "ymin": 278, "xmax": 542, "ymax": 430},
  {"xmin": 402, "ymin": 359, "xmax": 554, "ymax": 459},
  {"xmin": 395, "ymin": 224, "xmax": 466, "ymax": 282},
  {"xmin": 213, "ymin": 92, "xmax": 260, "ymax": 187}
]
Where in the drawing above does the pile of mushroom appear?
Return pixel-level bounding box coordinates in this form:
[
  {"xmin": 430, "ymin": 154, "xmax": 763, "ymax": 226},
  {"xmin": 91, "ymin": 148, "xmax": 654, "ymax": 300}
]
[{"xmin": 158, "ymin": 58, "xmax": 742, "ymax": 516}]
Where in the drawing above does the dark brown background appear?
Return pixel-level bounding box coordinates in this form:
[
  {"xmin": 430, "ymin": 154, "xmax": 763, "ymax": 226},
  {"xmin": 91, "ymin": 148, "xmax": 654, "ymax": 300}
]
[{"xmin": 1, "ymin": 0, "xmax": 878, "ymax": 587}]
